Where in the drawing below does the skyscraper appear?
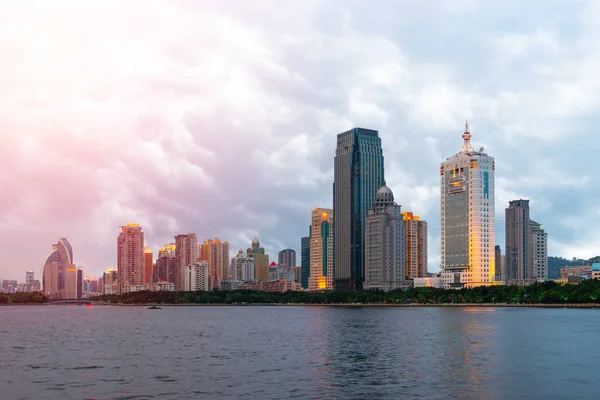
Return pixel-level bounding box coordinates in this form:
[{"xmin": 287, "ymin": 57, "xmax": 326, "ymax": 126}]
[
  {"xmin": 175, "ymin": 234, "xmax": 198, "ymax": 290},
  {"xmin": 278, "ymin": 249, "xmax": 297, "ymax": 268},
  {"xmin": 334, "ymin": 127, "xmax": 385, "ymax": 291},
  {"xmin": 309, "ymin": 208, "xmax": 334, "ymax": 290},
  {"xmin": 402, "ymin": 212, "xmax": 428, "ymax": 278},
  {"xmin": 530, "ymin": 220, "xmax": 548, "ymax": 282},
  {"xmin": 200, "ymin": 238, "xmax": 230, "ymax": 285},
  {"xmin": 117, "ymin": 224, "xmax": 145, "ymax": 293},
  {"xmin": 505, "ymin": 200, "xmax": 531, "ymax": 284},
  {"xmin": 247, "ymin": 238, "xmax": 269, "ymax": 281},
  {"xmin": 364, "ymin": 186, "xmax": 409, "ymax": 291},
  {"xmin": 301, "ymin": 229, "xmax": 310, "ymax": 289},
  {"xmin": 41, "ymin": 237, "xmax": 74, "ymax": 299},
  {"xmin": 441, "ymin": 122, "xmax": 495, "ymax": 288},
  {"xmin": 143, "ymin": 247, "xmax": 154, "ymax": 284},
  {"xmin": 66, "ymin": 267, "xmax": 83, "ymax": 299}
]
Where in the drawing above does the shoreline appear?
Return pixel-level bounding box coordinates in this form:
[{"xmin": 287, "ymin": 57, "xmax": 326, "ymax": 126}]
[{"xmin": 14, "ymin": 302, "xmax": 600, "ymax": 308}]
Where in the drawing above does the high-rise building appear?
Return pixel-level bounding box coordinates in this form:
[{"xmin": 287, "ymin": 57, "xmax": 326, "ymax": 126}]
[
  {"xmin": 402, "ymin": 212, "xmax": 428, "ymax": 279},
  {"xmin": 278, "ymin": 249, "xmax": 296, "ymax": 268},
  {"xmin": 117, "ymin": 224, "xmax": 145, "ymax": 293},
  {"xmin": 364, "ymin": 186, "xmax": 410, "ymax": 291},
  {"xmin": 494, "ymin": 245, "xmax": 502, "ymax": 282},
  {"xmin": 143, "ymin": 247, "xmax": 154, "ymax": 284},
  {"xmin": 175, "ymin": 234, "xmax": 198, "ymax": 290},
  {"xmin": 103, "ymin": 268, "xmax": 118, "ymax": 295},
  {"xmin": 334, "ymin": 127, "xmax": 385, "ymax": 291},
  {"xmin": 530, "ymin": 220, "xmax": 548, "ymax": 282},
  {"xmin": 309, "ymin": 208, "xmax": 334, "ymax": 290},
  {"xmin": 200, "ymin": 238, "xmax": 230, "ymax": 286},
  {"xmin": 155, "ymin": 244, "xmax": 177, "ymax": 284},
  {"xmin": 183, "ymin": 259, "xmax": 209, "ymax": 291},
  {"xmin": 441, "ymin": 122, "xmax": 495, "ymax": 288},
  {"xmin": 41, "ymin": 237, "xmax": 74, "ymax": 299},
  {"xmin": 505, "ymin": 200, "xmax": 531, "ymax": 284},
  {"xmin": 301, "ymin": 228, "xmax": 310, "ymax": 289},
  {"xmin": 231, "ymin": 250, "xmax": 255, "ymax": 281},
  {"xmin": 66, "ymin": 267, "xmax": 83, "ymax": 299},
  {"xmin": 26, "ymin": 271, "xmax": 34, "ymax": 282},
  {"xmin": 247, "ymin": 238, "xmax": 269, "ymax": 281}
]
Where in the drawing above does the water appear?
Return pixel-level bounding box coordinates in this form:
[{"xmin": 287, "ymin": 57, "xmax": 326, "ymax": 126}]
[{"xmin": 1, "ymin": 305, "xmax": 598, "ymax": 399}]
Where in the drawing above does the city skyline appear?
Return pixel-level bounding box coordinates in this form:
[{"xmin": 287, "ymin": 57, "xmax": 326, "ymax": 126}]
[{"xmin": 3, "ymin": 1, "xmax": 600, "ymax": 280}]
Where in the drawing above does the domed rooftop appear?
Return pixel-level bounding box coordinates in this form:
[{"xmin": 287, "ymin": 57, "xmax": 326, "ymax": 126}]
[
  {"xmin": 252, "ymin": 237, "xmax": 260, "ymax": 245},
  {"xmin": 376, "ymin": 185, "xmax": 394, "ymax": 202}
]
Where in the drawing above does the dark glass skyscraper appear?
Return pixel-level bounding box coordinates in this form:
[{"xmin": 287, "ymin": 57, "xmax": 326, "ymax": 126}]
[
  {"xmin": 301, "ymin": 227, "xmax": 311, "ymax": 289},
  {"xmin": 333, "ymin": 128, "xmax": 385, "ymax": 291},
  {"xmin": 505, "ymin": 199, "xmax": 531, "ymax": 284}
]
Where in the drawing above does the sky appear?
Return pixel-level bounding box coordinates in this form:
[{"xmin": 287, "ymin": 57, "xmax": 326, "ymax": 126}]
[{"xmin": 1, "ymin": 0, "xmax": 599, "ymax": 280}]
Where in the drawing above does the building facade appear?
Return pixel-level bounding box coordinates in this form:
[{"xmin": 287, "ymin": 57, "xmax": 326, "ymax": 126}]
[
  {"xmin": 364, "ymin": 186, "xmax": 410, "ymax": 291},
  {"xmin": 309, "ymin": 208, "xmax": 334, "ymax": 290},
  {"xmin": 278, "ymin": 249, "xmax": 296, "ymax": 268},
  {"xmin": 301, "ymin": 228, "xmax": 311, "ymax": 289},
  {"xmin": 505, "ymin": 200, "xmax": 531, "ymax": 284},
  {"xmin": 334, "ymin": 127, "xmax": 385, "ymax": 291},
  {"xmin": 175, "ymin": 234, "xmax": 199, "ymax": 290},
  {"xmin": 530, "ymin": 220, "xmax": 548, "ymax": 282},
  {"xmin": 402, "ymin": 212, "xmax": 428, "ymax": 278},
  {"xmin": 117, "ymin": 224, "xmax": 145, "ymax": 293},
  {"xmin": 441, "ymin": 122, "xmax": 495, "ymax": 288}
]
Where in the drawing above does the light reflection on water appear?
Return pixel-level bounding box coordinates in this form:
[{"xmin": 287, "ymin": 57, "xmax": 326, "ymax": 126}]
[{"xmin": 0, "ymin": 305, "xmax": 598, "ymax": 399}]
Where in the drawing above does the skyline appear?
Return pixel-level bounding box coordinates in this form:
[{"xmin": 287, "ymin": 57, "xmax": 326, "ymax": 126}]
[{"xmin": 2, "ymin": 0, "xmax": 600, "ymax": 279}]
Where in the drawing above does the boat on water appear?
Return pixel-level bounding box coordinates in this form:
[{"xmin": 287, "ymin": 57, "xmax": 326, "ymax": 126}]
[{"xmin": 148, "ymin": 305, "xmax": 162, "ymax": 309}]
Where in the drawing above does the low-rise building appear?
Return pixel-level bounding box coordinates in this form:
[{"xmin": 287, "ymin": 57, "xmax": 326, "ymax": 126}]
[
  {"xmin": 413, "ymin": 277, "xmax": 443, "ymax": 288},
  {"xmin": 592, "ymin": 263, "xmax": 600, "ymax": 280},
  {"xmin": 560, "ymin": 265, "xmax": 592, "ymax": 280}
]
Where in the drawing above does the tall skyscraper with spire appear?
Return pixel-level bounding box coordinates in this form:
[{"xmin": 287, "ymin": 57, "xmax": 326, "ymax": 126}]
[
  {"xmin": 334, "ymin": 127, "xmax": 385, "ymax": 291},
  {"xmin": 441, "ymin": 122, "xmax": 495, "ymax": 288}
]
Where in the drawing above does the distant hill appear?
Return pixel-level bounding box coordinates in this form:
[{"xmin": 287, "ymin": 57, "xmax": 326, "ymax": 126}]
[{"xmin": 548, "ymin": 256, "xmax": 594, "ymax": 279}]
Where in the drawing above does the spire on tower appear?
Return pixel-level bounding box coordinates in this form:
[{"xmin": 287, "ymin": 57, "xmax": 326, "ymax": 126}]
[{"xmin": 459, "ymin": 119, "xmax": 474, "ymax": 154}]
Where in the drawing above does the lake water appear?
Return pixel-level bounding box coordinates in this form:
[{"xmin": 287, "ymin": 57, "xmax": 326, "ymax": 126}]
[{"xmin": 0, "ymin": 305, "xmax": 598, "ymax": 399}]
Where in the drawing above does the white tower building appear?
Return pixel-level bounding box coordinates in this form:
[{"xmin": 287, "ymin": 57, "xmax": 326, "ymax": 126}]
[{"xmin": 441, "ymin": 121, "xmax": 495, "ymax": 288}]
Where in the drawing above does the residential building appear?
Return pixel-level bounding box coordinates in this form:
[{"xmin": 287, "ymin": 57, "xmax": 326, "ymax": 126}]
[
  {"xmin": 175, "ymin": 234, "xmax": 198, "ymax": 290},
  {"xmin": 364, "ymin": 186, "xmax": 411, "ymax": 291},
  {"xmin": 269, "ymin": 263, "xmax": 296, "ymax": 281},
  {"xmin": 278, "ymin": 249, "xmax": 296, "ymax": 268},
  {"xmin": 402, "ymin": 212, "xmax": 428, "ymax": 278},
  {"xmin": 200, "ymin": 238, "xmax": 230, "ymax": 286},
  {"xmin": 301, "ymin": 229, "xmax": 310, "ymax": 289},
  {"xmin": 183, "ymin": 259, "xmax": 209, "ymax": 291},
  {"xmin": 530, "ymin": 220, "xmax": 548, "ymax": 282},
  {"xmin": 155, "ymin": 244, "xmax": 177, "ymax": 284},
  {"xmin": 505, "ymin": 200, "xmax": 532, "ymax": 284},
  {"xmin": 441, "ymin": 122, "xmax": 495, "ymax": 288},
  {"xmin": 334, "ymin": 127, "xmax": 385, "ymax": 291},
  {"xmin": 1, "ymin": 280, "xmax": 18, "ymax": 294},
  {"xmin": 309, "ymin": 208, "xmax": 334, "ymax": 290},
  {"xmin": 230, "ymin": 249, "xmax": 255, "ymax": 281},
  {"xmin": 560, "ymin": 266, "xmax": 591, "ymax": 280},
  {"xmin": 103, "ymin": 268, "xmax": 118, "ymax": 295},
  {"xmin": 247, "ymin": 238, "xmax": 269, "ymax": 281},
  {"xmin": 592, "ymin": 263, "xmax": 600, "ymax": 280},
  {"xmin": 41, "ymin": 237, "xmax": 75, "ymax": 299},
  {"xmin": 143, "ymin": 247, "xmax": 153, "ymax": 284},
  {"xmin": 117, "ymin": 224, "xmax": 145, "ymax": 293},
  {"xmin": 65, "ymin": 267, "xmax": 83, "ymax": 299}
]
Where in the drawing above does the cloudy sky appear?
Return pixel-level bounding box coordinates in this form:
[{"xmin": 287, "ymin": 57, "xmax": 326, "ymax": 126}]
[{"xmin": 1, "ymin": 0, "xmax": 599, "ymax": 280}]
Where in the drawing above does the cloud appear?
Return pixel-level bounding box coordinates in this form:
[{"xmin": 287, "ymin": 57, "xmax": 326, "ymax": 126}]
[{"xmin": 1, "ymin": 0, "xmax": 599, "ymax": 279}]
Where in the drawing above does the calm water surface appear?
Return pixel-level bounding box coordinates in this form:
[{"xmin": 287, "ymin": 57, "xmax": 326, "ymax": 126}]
[{"xmin": 0, "ymin": 306, "xmax": 598, "ymax": 399}]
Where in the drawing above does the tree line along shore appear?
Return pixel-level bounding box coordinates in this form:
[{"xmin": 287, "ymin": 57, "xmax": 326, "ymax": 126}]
[{"xmin": 4, "ymin": 280, "xmax": 600, "ymax": 305}]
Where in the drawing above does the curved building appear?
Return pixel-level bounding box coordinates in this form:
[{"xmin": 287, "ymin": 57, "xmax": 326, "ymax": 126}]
[{"xmin": 41, "ymin": 238, "xmax": 74, "ymax": 299}]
